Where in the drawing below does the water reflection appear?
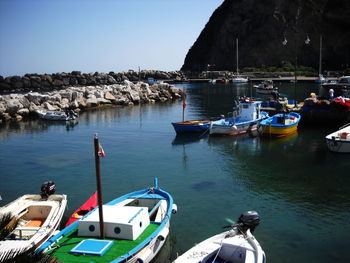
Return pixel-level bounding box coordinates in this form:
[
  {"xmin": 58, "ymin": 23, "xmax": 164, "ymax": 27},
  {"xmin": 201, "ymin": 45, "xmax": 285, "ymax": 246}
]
[
  {"xmin": 208, "ymin": 129, "xmax": 350, "ymax": 214},
  {"xmin": 0, "ymin": 119, "xmax": 78, "ymax": 139}
]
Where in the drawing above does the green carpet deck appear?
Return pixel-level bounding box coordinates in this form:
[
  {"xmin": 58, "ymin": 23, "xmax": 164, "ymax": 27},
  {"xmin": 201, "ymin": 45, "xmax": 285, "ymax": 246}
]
[{"xmin": 48, "ymin": 223, "xmax": 159, "ymax": 263}]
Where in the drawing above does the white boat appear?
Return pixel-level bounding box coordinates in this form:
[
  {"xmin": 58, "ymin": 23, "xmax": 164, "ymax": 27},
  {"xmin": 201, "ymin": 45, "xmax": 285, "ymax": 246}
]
[
  {"xmin": 173, "ymin": 211, "xmax": 265, "ymax": 263},
  {"xmin": 322, "ymin": 76, "xmax": 350, "ymax": 89},
  {"xmin": 325, "ymin": 123, "xmax": 350, "ymax": 153},
  {"xmin": 0, "ymin": 182, "xmax": 67, "ymax": 261},
  {"xmin": 36, "ymin": 109, "xmax": 78, "ymax": 121},
  {"xmin": 254, "ymin": 80, "xmax": 278, "ymax": 94},
  {"xmin": 210, "ymin": 98, "xmax": 268, "ymax": 136},
  {"xmin": 232, "ymin": 38, "xmax": 248, "ymax": 83}
]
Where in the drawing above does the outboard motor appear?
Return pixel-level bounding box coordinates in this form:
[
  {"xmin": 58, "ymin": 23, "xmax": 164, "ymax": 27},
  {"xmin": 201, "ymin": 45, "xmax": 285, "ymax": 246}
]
[
  {"xmin": 40, "ymin": 181, "xmax": 56, "ymax": 199},
  {"xmin": 237, "ymin": 211, "xmax": 260, "ymax": 234}
]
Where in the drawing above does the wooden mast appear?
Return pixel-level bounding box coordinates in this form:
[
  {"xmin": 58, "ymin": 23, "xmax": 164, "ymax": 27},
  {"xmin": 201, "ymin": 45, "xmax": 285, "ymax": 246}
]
[
  {"xmin": 94, "ymin": 133, "xmax": 105, "ymax": 239},
  {"xmin": 236, "ymin": 38, "xmax": 239, "ymax": 76},
  {"xmin": 319, "ymin": 35, "xmax": 322, "ymax": 76}
]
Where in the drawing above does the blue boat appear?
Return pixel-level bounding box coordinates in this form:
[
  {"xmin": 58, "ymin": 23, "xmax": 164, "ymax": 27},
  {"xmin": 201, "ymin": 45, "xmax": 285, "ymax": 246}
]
[
  {"xmin": 171, "ymin": 119, "xmax": 212, "ymax": 134},
  {"xmin": 36, "ymin": 178, "xmax": 176, "ymax": 263},
  {"xmin": 210, "ymin": 98, "xmax": 268, "ymax": 136}
]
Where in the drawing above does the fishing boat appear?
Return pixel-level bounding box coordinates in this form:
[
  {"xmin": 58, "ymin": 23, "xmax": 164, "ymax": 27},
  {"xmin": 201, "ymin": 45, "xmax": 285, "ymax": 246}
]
[
  {"xmin": 210, "ymin": 98, "xmax": 268, "ymax": 136},
  {"xmin": 232, "ymin": 38, "xmax": 248, "ymax": 83},
  {"xmin": 37, "ymin": 135, "xmax": 177, "ymax": 263},
  {"xmin": 173, "ymin": 211, "xmax": 265, "ymax": 263},
  {"xmin": 0, "ymin": 182, "xmax": 67, "ymax": 261},
  {"xmin": 36, "ymin": 109, "xmax": 78, "ymax": 121},
  {"xmin": 325, "ymin": 123, "xmax": 350, "ymax": 153},
  {"xmin": 259, "ymin": 112, "xmax": 301, "ymax": 137},
  {"xmin": 65, "ymin": 192, "xmax": 97, "ymax": 227}
]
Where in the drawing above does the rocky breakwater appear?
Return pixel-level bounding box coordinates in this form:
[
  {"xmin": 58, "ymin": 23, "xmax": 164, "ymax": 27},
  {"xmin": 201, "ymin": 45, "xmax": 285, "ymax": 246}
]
[
  {"xmin": 0, "ymin": 80, "xmax": 183, "ymax": 123},
  {"xmin": 0, "ymin": 70, "xmax": 186, "ymax": 93}
]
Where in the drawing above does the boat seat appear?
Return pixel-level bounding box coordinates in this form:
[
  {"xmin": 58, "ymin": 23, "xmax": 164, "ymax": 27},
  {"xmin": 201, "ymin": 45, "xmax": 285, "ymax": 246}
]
[{"xmin": 24, "ymin": 218, "xmax": 45, "ymax": 227}]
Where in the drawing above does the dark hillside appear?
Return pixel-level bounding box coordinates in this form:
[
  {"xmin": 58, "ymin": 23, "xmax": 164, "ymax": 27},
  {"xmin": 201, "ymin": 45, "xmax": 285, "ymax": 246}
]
[{"xmin": 181, "ymin": 0, "xmax": 350, "ymax": 72}]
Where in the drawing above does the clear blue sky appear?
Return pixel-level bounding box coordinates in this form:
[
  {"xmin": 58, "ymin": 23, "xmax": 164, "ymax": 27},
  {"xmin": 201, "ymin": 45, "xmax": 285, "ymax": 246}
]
[{"xmin": 0, "ymin": 0, "xmax": 224, "ymax": 77}]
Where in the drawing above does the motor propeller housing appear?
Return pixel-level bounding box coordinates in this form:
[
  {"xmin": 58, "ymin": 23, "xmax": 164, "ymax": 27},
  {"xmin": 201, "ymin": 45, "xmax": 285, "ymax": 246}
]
[{"xmin": 237, "ymin": 211, "xmax": 260, "ymax": 233}]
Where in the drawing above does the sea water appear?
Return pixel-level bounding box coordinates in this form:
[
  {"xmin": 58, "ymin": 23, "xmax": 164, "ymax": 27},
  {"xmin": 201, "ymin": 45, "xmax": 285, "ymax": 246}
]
[{"xmin": 0, "ymin": 81, "xmax": 349, "ymax": 263}]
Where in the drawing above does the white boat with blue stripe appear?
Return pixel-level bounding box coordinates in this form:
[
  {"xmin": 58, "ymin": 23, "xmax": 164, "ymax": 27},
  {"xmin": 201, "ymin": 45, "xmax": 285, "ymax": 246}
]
[
  {"xmin": 36, "ymin": 178, "xmax": 177, "ymax": 263},
  {"xmin": 210, "ymin": 98, "xmax": 268, "ymax": 136}
]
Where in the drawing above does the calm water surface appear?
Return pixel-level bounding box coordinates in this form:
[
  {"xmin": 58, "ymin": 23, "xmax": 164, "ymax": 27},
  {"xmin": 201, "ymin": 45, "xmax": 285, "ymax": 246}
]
[{"xmin": 0, "ymin": 82, "xmax": 349, "ymax": 263}]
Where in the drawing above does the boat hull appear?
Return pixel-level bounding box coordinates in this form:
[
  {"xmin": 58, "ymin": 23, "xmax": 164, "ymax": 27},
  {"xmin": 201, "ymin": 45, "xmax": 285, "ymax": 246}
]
[
  {"xmin": 210, "ymin": 111, "xmax": 269, "ymax": 136},
  {"xmin": 260, "ymin": 112, "xmax": 301, "ymax": 137},
  {"xmin": 65, "ymin": 192, "xmax": 97, "ymax": 227},
  {"xmin": 172, "ymin": 120, "xmax": 211, "ymax": 133},
  {"xmin": 325, "ymin": 124, "xmax": 350, "ymax": 153},
  {"xmin": 210, "ymin": 121, "xmax": 259, "ymax": 136},
  {"xmin": 232, "ymin": 78, "xmax": 248, "ymax": 83},
  {"xmin": 173, "ymin": 229, "xmax": 265, "ymax": 263},
  {"xmin": 256, "ymin": 88, "xmax": 278, "ymax": 94}
]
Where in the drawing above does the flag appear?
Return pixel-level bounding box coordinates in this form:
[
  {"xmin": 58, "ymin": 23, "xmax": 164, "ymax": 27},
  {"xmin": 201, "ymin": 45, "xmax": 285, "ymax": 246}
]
[
  {"xmin": 98, "ymin": 143, "xmax": 106, "ymax": 158},
  {"xmin": 181, "ymin": 89, "xmax": 187, "ymax": 109}
]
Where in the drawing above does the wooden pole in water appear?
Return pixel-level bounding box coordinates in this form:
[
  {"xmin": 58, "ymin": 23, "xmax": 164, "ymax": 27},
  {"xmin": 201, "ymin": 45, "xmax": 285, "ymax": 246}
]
[
  {"xmin": 94, "ymin": 133, "xmax": 105, "ymax": 239},
  {"xmin": 182, "ymin": 89, "xmax": 186, "ymax": 122}
]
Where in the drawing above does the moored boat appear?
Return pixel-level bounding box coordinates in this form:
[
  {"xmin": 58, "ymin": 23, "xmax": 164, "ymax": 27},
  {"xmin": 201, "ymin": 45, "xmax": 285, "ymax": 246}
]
[
  {"xmin": 173, "ymin": 211, "xmax": 265, "ymax": 263},
  {"xmin": 36, "ymin": 135, "xmax": 177, "ymax": 263},
  {"xmin": 259, "ymin": 112, "xmax": 301, "ymax": 137},
  {"xmin": 210, "ymin": 98, "xmax": 268, "ymax": 136},
  {"xmin": 0, "ymin": 182, "xmax": 67, "ymax": 261},
  {"xmin": 37, "ymin": 180, "xmax": 176, "ymax": 263},
  {"xmin": 254, "ymin": 80, "xmax": 278, "ymax": 94},
  {"xmin": 172, "ymin": 119, "xmax": 213, "ymax": 134},
  {"xmin": 325, "ymin": 123, "xmax": 350, "ymax": 153},
  {"xmin": 36, "ymin": 109, "xmax": 78, "ymax": 121},
  {"xmin": 64, "ymin": 192, "xmax": 97, "ymax": 227}
]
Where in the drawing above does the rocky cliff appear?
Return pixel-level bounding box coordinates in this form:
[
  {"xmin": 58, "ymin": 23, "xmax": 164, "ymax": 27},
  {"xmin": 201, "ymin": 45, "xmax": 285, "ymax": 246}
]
[{"xmin": 181, "ymin": 0, "xmax": 350, "ymax": 72}]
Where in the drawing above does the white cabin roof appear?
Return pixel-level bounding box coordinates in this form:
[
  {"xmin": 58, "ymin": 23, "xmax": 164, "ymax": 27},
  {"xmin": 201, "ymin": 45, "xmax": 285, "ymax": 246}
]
[{"xmin": 81, "ymin": 205, "xmax": 147, "ymax": 225}]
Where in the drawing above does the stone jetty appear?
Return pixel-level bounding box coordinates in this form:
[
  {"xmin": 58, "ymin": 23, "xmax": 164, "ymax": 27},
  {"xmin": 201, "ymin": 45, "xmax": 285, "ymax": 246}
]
[{"xmin": 0, "ymin": 79, "xmax": 184, "ymax": 123}]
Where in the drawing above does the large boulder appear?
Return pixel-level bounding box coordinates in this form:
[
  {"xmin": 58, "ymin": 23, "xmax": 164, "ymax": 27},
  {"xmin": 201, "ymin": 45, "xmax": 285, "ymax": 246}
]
[{"xmin": 5, "ymin": 99, "xmax": 23, "ymax": 115}]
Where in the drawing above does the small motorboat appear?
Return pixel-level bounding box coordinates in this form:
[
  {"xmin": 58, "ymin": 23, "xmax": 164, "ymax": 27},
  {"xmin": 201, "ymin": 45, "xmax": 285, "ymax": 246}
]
[
  {"xmin": 259, "ymin": 112, "xmax": 301, "ymax": 137},
  {"xmin": 325, "ymin": 123, "xmax": 350, "ymax": 153},
  {"xmin": 36, "ymin": 109, "xmax": 78, "ymax": 121},
  {"xmin": 173, "ymin": 211, "xmax": 265, "ymax": 263},
  {"xmin": 0, "ymin": 182, "xmax": 67, "ymax": 261},
  {"xmin": 172, "ymin": 119, "xmax": 213, "ymax": 134},
  {"xmin": 65, "ymin": 192, "xmax": 97, "ymax": 227},
  {"xmin": 254, "ymin": 80, "xmax": 278, "ymax": 94},
  {"xmin": 210, "ymin": 98, "xmax": 268, "ymax": 136}
]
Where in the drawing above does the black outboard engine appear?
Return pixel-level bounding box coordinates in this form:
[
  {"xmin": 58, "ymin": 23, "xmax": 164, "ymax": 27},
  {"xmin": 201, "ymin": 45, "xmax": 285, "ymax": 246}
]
[
  {"xmin": 40, "ymin": 181, "xmax": 56, "ymax": 199},
  {"xmin": 237, "ymin": 211, "xmax": 260, "ymax": 234}
]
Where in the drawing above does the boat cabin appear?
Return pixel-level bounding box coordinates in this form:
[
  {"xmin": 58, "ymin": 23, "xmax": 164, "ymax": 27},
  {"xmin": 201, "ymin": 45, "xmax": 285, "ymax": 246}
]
[
  {"xmin": 78, "ymin": 205, "xmax": 150, "ymax": 241},
  {"xmin": 237, "ymin": 99, "xmax": 262, "ymax": 121}
]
